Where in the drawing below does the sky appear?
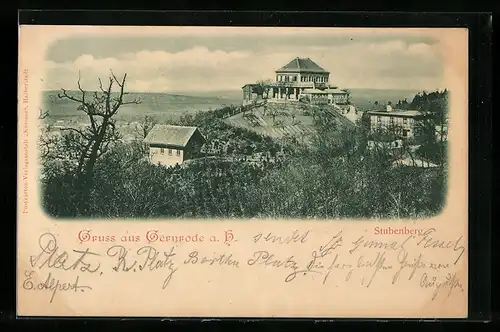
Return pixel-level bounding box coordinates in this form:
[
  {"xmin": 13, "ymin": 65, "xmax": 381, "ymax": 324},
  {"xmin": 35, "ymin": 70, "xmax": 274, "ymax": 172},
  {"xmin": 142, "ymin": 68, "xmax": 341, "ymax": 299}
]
[{"xmin": 43, "ymin": 28, "xmax": 446, "ymax": 94}]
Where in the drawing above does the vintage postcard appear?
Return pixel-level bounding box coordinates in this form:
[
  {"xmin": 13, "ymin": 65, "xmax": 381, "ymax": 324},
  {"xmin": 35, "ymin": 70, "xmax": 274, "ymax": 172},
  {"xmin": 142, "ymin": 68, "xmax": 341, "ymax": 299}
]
[{"xmin": 17, "ymin": 26, "xmax": 468, "ymax": 318}]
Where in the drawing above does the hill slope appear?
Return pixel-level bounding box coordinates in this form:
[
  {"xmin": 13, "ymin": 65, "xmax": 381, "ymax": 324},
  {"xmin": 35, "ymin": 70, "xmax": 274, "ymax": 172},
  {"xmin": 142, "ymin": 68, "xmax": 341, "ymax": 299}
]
[{"xmin": 42, "ymin": 90, "xmax": 242, "ymax": 124}]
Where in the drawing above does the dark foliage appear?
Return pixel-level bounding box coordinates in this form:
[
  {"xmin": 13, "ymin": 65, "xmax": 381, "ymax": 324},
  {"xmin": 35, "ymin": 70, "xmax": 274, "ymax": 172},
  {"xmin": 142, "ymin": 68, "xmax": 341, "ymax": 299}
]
[{"xmin": 41, "ymin": 101, "xmax": 447, "ymax": 219}]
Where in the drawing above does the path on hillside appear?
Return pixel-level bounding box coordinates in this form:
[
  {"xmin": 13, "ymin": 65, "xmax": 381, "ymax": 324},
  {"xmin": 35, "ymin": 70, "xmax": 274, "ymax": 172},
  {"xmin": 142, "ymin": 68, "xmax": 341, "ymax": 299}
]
[
  {"xmin": 329, "ymin": 104, "xmax": 360, "ymax": 127},
  {"xmin": 221, "ymin": 100, "xmax": 267, "ymax": 119},
  {"xmin": 223, "ymin": 101, "xmax": 361, "ymax": 143},
  {"xmin": 224, "ymin": 109, "xmax": 316, "ymax": 140}
]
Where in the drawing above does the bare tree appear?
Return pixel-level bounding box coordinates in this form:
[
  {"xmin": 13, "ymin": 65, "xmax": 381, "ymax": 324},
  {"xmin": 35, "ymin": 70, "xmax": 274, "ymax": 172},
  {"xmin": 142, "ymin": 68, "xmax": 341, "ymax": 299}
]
[
  {"xmin": 267, "ymin": 102, "xmax": 288, "ymax": 125},
  {"xmin": 243, "ymin": 112, "xmax": 261, "ymax": 127},
  {"xmin": 38, "ymin": 108, "xmax": 49, "ymax": 119},
  {"xmin": 38, "ymin": 109, "xmax": 55, "ymax": 160},
  {"xmin": 250, "ymin": 98, "xmax": 259, "ymax": 113},
  {"xmin": 136, "ymin": 115, "xmax": 157, "ymax": 139},
  {"xmin": 267, "ymin": 104, "xmax": 278, "ymax": 124},
  {"xmin": 57, "ymin": 71, "xmax": 140, "ymax": 183},
  {"xmin": 290, "ymin": 107, "xmax": 299, "ymax": 124},
  {"xmin": 255, "ymin": 79, "xmax": 273, "ymax": 99}
]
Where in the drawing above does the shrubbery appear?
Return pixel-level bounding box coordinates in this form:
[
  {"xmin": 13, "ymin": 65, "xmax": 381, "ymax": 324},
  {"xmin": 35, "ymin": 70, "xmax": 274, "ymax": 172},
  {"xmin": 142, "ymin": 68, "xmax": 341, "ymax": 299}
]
[{"xmin": 41, "ymin": 104, "xmax": 447, "ymax": 219}]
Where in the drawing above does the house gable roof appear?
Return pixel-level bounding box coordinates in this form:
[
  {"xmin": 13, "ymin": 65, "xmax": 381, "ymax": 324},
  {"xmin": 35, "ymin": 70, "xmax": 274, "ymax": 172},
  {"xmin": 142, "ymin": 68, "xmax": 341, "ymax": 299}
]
[
  {"xmin": 144, "ymin": 124, "xmax": 205, "ymax": 148},
  {"xmin": 276, "ymin": 57, "xmax": 329, "ymax": 74}
]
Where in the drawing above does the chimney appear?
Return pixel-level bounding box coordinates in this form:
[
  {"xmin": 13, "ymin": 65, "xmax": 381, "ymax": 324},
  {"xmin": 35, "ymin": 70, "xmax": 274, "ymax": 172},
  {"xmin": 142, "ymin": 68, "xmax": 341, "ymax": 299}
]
[{"xmin": 386, "ymin": 101, "xmax": 392, "ymax": 112}]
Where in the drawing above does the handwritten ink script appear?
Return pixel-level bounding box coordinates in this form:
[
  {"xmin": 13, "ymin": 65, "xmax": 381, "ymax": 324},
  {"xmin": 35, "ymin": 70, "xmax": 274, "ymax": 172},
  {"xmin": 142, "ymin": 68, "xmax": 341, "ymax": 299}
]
[
  {"xmin": 249, "ymin": 228, "xmax": 465, "ymax": 300},
  {"xmin": 20, "ymin": 228, "xmax": 466, "ymax": 305}
]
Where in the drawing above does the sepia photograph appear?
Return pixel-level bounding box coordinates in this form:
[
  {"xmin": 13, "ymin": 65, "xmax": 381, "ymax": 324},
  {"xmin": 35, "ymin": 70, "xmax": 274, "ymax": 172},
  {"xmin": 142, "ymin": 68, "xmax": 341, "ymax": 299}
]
[
  {"xmin": 38, "ymin": 28, "xmax": 449, "ymax": 220},
  {"xmin": 18, "ymin": 24, "xmax": 469, "ymax": 319}
]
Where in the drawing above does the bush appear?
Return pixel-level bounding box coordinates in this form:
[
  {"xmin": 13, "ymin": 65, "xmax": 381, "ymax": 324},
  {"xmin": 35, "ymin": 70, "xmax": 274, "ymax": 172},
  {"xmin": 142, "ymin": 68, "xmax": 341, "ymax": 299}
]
[{"xmin": 41, "ymin": 105, "xmax": 447, "ymax": 219}]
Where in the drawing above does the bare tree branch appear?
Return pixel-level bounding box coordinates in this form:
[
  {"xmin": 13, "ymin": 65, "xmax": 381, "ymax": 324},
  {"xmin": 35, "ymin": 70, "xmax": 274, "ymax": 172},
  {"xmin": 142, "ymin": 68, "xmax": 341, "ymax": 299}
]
[
  {"xmin": 38, "ymin": 108, "xmax": 49, "ymax": 119},
  {"xmin": 58, "ymin": 88, "xmax": 85, "ymax": 104},
  {"xmin": 121, "ymin": 98, "xmax": 142, "ymax": 105},
  {"xmin": 60, "ymin": 127, "xmax": 92, "ymax": 140},
  {"xmin": 97, "ymin": 77, "xmax": 107, "ymax": 94},
  {"xmin": 77, "ymin": 71, "xmax": 86, "ymax": 104},
  {"xmin": 110, "ymin": 70, "xmax": 124, "ymax": 88}
]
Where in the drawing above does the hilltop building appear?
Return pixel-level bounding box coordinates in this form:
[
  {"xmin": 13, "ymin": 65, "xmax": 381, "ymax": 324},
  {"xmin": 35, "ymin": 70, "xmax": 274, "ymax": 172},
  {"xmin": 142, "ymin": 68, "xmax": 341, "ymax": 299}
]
[
  {"xmin": 144, "ymin": 124, "xmax": 205, "ymax": 167},
  {"xmin": 242, "ymin": 57, "xmax": 350, "ymax": 106}
]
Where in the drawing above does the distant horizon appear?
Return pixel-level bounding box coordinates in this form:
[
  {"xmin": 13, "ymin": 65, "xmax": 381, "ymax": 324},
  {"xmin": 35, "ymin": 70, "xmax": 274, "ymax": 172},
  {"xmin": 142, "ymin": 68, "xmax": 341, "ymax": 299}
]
[
  {"xmin": 44, "ymin": 28, "xmax": 446, "ymax": 93},
  {"xmin": 42, "ymin": 86, "xmax": 435, "ymax": 95}
]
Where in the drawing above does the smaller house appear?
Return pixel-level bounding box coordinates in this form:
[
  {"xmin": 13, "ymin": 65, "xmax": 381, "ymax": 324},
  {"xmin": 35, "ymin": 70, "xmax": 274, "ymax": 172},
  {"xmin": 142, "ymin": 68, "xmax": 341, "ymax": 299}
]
[
  {"xmin": 300, "ymin": 88, "xmax": 329, "ymax": 105},
  {"xmin": 324, "ymin": 88, "xmax": 349, "ymax": 105},
  {"xmin": 144, "ymin": 124, "xmax": 206, "ymax": 167},
  {"xmin": 242, "ymin": 84, "xmax": 260, "ymax": 104},
  {"xmin": 366, "ymin": 107, "xmax": 428, "ymax": 139}
]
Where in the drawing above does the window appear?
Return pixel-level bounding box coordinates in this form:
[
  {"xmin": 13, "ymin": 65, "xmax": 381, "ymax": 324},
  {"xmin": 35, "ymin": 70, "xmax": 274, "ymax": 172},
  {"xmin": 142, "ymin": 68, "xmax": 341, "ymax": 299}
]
[
  {"xmin": 377, "ymin": 116, "xmax": 381, "ymax": 123},
  {"xmin": 390, "ymin": 117, "xmax": 394, "ymax": 123},
  {"xmin": 160, "ymin": 148, "xmax": 164, "ymax": 154},
  {"xmin": 168, "ymin": 149, "xmax": 172, "ymax": 156},
  {"xmin": 293, "ymin": 76, "xmax": 297, "ymax": 81},
  {"xmin": 176, "ymin": 150, "xmax": 181, "ymax": 157},
  {"xmin": 403, "ymin": 130, "xmax": 409, "ymax": 137},
  {"xmin": 403, "ymin": 118, "xmax": 408, "ymax": 124}
]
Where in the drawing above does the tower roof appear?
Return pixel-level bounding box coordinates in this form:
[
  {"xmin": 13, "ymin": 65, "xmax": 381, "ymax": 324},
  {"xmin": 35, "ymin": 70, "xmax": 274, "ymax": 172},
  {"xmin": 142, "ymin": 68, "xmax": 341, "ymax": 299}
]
[{"xmin": 276, "ymin": 57, "xmax": 329, "ymax": 73}]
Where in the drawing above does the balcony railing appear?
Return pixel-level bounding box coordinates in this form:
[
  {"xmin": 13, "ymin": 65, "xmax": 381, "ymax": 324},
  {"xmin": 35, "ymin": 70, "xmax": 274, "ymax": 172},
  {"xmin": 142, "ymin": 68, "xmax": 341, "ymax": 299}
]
[{"xmin": 269, "ymin": 81, "xmax": 330, "ymax": 88}]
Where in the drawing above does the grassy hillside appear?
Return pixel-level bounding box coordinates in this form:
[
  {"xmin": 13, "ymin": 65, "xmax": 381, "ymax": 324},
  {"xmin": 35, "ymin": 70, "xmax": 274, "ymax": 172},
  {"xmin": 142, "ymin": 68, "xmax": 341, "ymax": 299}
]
[{"xmin": 224, "ymin": 107, "xmax": 316, "ymax": 140}]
